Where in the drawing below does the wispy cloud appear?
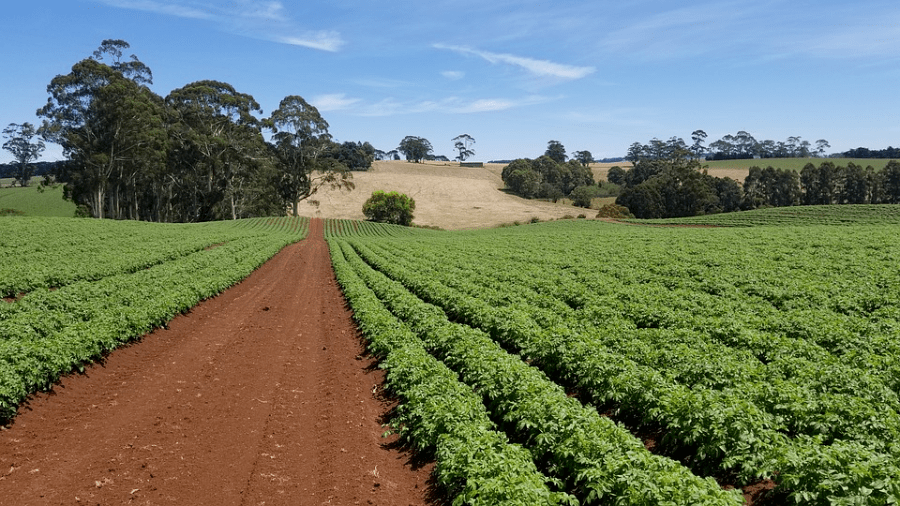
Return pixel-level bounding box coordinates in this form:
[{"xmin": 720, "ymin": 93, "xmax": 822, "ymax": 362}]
[
  {"xmin": 316, "ymin": 93, "xmax": 554, "ymax": 116},
  {"xmin": 441, "ymin": 70, "xmax": 465, "ymax": 80},
  {"xmin": 434, "ymin": 44, "xmax": 595, "ymax": 80},
  {"xmin": 94, "ymin": 0, "xmax": 344, "ymax": 51},
  {"xmin": 311, "ymin": 93, "xmax": 361, "ymax": 112}
]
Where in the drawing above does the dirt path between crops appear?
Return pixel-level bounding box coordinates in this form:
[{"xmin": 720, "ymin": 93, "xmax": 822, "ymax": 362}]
[{"xmin": 0, "ymin": 218, "xmax": 434, "ymax": 505}]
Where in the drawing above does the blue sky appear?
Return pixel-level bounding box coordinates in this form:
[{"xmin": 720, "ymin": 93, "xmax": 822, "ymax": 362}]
[{"xmin": 2, "ymin": 0, "xmax": 899, "ymax": 163}]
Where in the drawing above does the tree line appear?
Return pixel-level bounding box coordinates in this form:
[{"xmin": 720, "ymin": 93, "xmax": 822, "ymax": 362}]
[
  {"xmin": 500, "ymin": 141, "xmax": 600, "ymax": 205},
  {"xmin": 610, "ymin": 142, "xmax": 900, "ymax": 218},
  {"xmin": 28, "ymin": 39, "xmax": 375, "ymax": 222},
  {"xmin": 627, "ymin": 131, "xmax": 831, "ymax": 163}
]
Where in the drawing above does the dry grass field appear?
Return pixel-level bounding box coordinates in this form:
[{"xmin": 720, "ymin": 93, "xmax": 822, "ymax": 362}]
[
  {"xmin": 294, "ymin": 160, "xmax": 597, "ymax": 230},
  {"xmin": 293, "ymin": 160, "xmax": 752, "ymax": 230}
]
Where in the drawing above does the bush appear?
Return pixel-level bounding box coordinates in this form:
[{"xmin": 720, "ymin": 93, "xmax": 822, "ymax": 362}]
[
  {"xmin": 595, "ymin": 203, "xmax": 634, "ymax": 219},
  {"xmin": 570, "ymin": 184, "xmax": 603, "ymax": 208},
  {"xmin": 362, "ymin": 190, "xmax": 415, "ymax": 226}
]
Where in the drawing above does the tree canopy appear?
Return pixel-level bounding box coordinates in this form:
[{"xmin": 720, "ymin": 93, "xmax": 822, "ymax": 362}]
[
  {"xmin": 452, "ymin": 134, "xmax": 475, "ymax": 162},
  {"xmin": 398, "ymin": 136, "xmax": 433, "ymax": 163},
  {"xmin": 2, "ymin": 122, "xmax": 45, "ymax": 187},
  {"xmin": 34, "ymin": 39, "xmax": 362, "ymax": 222},
  {"xmin": 362, "ymin": 190, "xmax": 415, "ymax": 226}
]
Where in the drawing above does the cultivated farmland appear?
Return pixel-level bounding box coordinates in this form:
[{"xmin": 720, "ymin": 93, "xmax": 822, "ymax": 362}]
[{"xmin": 327, "ymin": 207, "xmax": 900, "ymax": 505}]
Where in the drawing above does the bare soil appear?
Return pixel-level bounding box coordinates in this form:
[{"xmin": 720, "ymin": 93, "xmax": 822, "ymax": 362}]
[{"xmin": 0, "ymin": 219, "xmax": 433, "ymax": 505}]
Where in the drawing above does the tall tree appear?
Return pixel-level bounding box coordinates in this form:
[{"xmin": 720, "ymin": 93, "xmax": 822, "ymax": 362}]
[
  {"xmin": 690, "ymin": 129, "xmax": 707, "ymax": 159},
  {"xmin": 573, "ymin": 150, "xmax": 593, "ymax": 168},
  {"xmin": 397, "ymin": 136, "xmax": 433, "ymax": 163},
  {"xmin": 167, "ymin": 80, "xmax": 266, "ymax": 221},
  {"xmin": 545, "ymin": 140, "xmax": 567, "ymax": 163},
  {"xmin": 268, "ymin": 95, "xmax": 353, "ymax": 216},
  {"xmin": 2, "ymin": 122, "xmax": 45, "ymax": 187},
  {"xmin": 452, "ymin": 133, "xmax": 475, "ymax": 162},
  {"xmin": 38, "ymin": 52, "xmax": 166, "ymax": 219}
]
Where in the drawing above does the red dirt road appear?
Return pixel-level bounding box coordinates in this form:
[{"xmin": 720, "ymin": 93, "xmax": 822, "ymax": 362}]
[{"xmin": 0, "ymin": 219, "xmax": 433, "ymax": 505}]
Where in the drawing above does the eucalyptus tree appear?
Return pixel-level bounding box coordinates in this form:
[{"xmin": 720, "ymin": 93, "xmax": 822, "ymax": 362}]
[
  {"xmin": 572, "ymin": 150, "xmax": 593, "ymax": 168},
  {"xmin": 398, "ymin": 136, "xmax": 433, "ymax": 163},
  {"xmin": 452, "ymin": 133, "xmax": 475, "ymax": 162},
  {"xmin": 2, "ymin": 122, "xmax": 45, "ymax": 187},
  {"xmin": 268, "ymin": 95, "xmax": 353, "ymax": 216},
  {"xmin": 166, "ymin": 80, "xmax": 268, "ymax": 221},
  {"xmin": 690, "ymin": 129, "xmax": 707, "ymax": 159},
  {"xmin": 37, "ymin": 44, "xmax": 166, "ymax": 219},
  {"xmin": 545, "ymin": 140, "xmax": 567, "ymax": 163}
]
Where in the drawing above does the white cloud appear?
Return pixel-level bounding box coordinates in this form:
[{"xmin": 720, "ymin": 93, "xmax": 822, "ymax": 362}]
[
  {"xmin": 311, "ymin": 93, "xmax": 361, "ymax": 112},
  {"xmin": 434, "ymin": 44, "xmax": 594, "ymax": 80},
  {"xmin": 441, "ymin": 70, "xmax": 465, "ymax": 80},
  {"xmin": 348, "ymin": 94, "xmax": 555, "ymax": 117},
  {"xmin": 94, "ymin": 0, "xmax": 344, "ymax": 51},
  {"xmin": 276, "ymin": 32, "xmax": 344, "ymax": 52}
]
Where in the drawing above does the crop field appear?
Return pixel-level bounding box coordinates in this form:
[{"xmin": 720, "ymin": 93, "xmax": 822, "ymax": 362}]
[
  {"xmin": 0, "ymin": 216, "xmax": 308, "ymax": 421},
  {"xmin": 0, "ymin": 183, "xmax": 76, "ymax": 217},
  {"xmin": 702, "ymin": 158, "xmax": 895, "ymax": 172},
  {"xmin": 326, "ymin": 208, "xmax": 900, "ymax": 505}
]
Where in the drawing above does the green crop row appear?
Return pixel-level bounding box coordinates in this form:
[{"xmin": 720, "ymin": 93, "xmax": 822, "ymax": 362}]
[
  {"xmin": 0, "ymin": 216, "xmax": 309, "ymax": 297},
  {"xmin": 0, "ymin": 217, "xmax": 307, "ymax": 422},
  {"xmin": 333, "ymin": 217, "xmax": 900, "ymax": 505},
  {"xmin": 328, "ymin": 239, "xmax": 572, "ymax": 506},
  {"xmin": 337, "ymin": 238, "xmax": 743, "ymax": 505}
]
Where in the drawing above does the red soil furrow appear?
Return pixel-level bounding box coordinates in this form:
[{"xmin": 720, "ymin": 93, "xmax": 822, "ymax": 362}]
[{"xmin": 0, "ymin": 218, "xmax": 433, "ymax": 505}]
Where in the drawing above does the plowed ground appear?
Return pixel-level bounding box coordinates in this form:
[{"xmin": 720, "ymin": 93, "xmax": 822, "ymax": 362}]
[{"xmin": 0, "ymin": 219, "xmax": 434, "ymax": 505}]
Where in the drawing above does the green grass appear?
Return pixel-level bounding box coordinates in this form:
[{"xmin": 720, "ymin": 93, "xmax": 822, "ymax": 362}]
[
  {"xmin": 702, "ymin": 157, "xmax": 895, "ymax": 172},
  {"xmin": 0, "ymin": 183, "xmax": 77, "ymax": 217},
  {"xmin": 634, "ymin": 204, "xmax": 900, "ymax": 227}
]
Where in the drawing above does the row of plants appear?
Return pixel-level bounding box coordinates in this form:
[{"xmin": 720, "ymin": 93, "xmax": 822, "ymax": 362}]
[
  {"xmin": 0, "ymin": 216, "xmax": 309, "ymax": 297},
  {"xmin": 328, "ymin": 239, "xmax": 571, "ymax": 505},
  {"xmin": 0, "ymin": 217, "xmax": 308, "ymax": 422},
  {"xmin": 364, "ymin": 237, "xmax": 900, "ymax": 449},
  {"xmin": 329, "ymin": 217, "xmax": 900, "ymax": 505},
  {"xmin": 336, "ymin": 238, "xmax": 743, "ymax": 505}
]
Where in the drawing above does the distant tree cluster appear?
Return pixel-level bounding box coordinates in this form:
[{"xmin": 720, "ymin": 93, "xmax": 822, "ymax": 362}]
[
  {"xmin": 627, "ymin": 131, "xmax": 831, "ymax": 164},
  {"xmin": 841, "ymin": 146, "xmax": 900, "ymax": 159},
  {"xmin": 616, "ymin": 148, "xmax": 742, "ymax": 219},
  {"xmin": 32, "ymin": 39, "xmax": 370, "ymax": 221},
  {"xmin": 501, "ymin": 141, "xmax": 596, "ymax": 203},
  {"xmin": 615, "ymin": 139, "xmax": 900, "ymax": 218}
]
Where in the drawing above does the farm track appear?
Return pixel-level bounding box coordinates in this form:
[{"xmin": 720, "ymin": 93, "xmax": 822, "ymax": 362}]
[{"xmin": 0, "ymin": 218, "xmax": 433, "ymax": 505}]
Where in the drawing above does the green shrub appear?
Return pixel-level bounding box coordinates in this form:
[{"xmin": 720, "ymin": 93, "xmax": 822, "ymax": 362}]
[{"xmin": 362, "ymin": 190, "xmax": 416, "ymax": 226}]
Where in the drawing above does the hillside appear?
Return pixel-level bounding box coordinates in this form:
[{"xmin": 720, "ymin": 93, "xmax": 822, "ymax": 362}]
[{"xmin": 292, "ymin": 160, "xmax": 602, "ymax": 229}]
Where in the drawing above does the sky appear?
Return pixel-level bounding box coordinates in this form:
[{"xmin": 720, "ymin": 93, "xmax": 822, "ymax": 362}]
[{"xmin": 2, "ymin": 0, "xmax": 899, "ymax": 164}]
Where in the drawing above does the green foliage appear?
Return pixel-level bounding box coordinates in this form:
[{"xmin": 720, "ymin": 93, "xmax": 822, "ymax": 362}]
[
  {"xmin": 330, "ymin": 141, "xmax": 375, "ymax": 171},
  {"xmin": 362, "ymin": 191, "xmax": 415, "ymax": 226},
  {"xmin": 34, "ymin": 39, "xmax": 367, "ymax": 223},
  {"xmin": 2, "ymin": 122, "xmax": 45, "ymax": 187},
  {"xmin": 544, "ymin": 140, "xmax": 567, "ymax": 164},
  {"xmin": 569, "ymin": 184, "xmax": 603, "ymax": 208},
  {"xmin": 328, "ymin": 215, "xmax": 900, "ymax": 504},
  {"xmin": 398, "ymin": 136, "xmax": 433, "ymax": 163},
  {"xmin": 268, "ymin": 95, "xmax": 354, "ymax": 216},
  {"xmin": 606, "ymin": 166, "xmax": 626, "ymax": 185},
  {"xmin": 452, "ymin": 134, "xmax": 476, "ymax": 162},
  {"xmin": 0, "ymin": 217, "xmax": 308, "ymax": 423},
  {"xmin": 501, "ymin": 156, "xmax": 595, "ymax": 201},
  {"xmin": 0, "ymin": 183, "xmax": 77, "ymax": 217}
]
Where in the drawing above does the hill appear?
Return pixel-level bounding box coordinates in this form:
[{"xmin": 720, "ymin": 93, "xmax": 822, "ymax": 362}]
[
  {"xmin": 294, "ymin": 160, "xmax": 597, "ymax": 229},
  {"xmin": 0, "ymin": 181, "xmax": 76, "ymax": 217}
]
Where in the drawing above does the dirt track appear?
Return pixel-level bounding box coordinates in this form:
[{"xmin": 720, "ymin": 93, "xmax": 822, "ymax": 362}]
[{"xmin": 0, "ymin": 219, "xmax": 433, "ymax": 505}]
